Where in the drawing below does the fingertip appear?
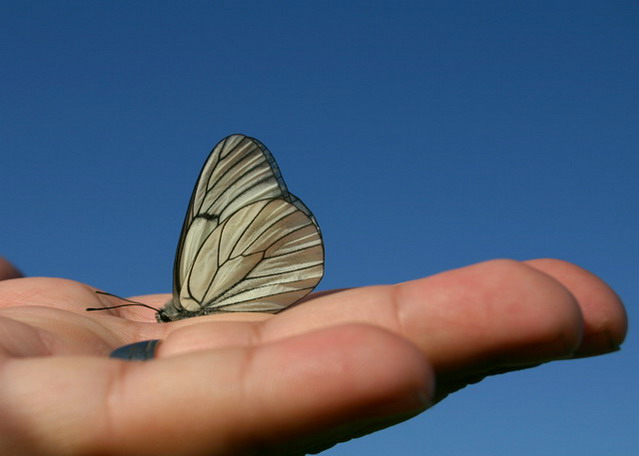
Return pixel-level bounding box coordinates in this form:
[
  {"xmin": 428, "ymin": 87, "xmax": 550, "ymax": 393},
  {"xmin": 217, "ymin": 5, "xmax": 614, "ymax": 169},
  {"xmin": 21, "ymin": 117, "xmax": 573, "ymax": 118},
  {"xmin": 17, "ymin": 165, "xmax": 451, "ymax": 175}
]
[
  {"xmin": 524, "ymin": 258, "xmax": 628, "ymax": 354},
  {"xmin": 402, "ymin": 259, "xmax": 586, "ymax": 366},
  {"xmin": 241, "ymin": 323, "xmax": 434, "ymax": 452},
  {"xmin": 255, "ymin": 323, "xmax": 435, "ymax": 414},
  {"xmin": 503, "ymin": 260, "xmax": 585, "ymax": 356},
  {"xmin": 0, "ymin": 257, "xmax": 23, "ymax": 280}
]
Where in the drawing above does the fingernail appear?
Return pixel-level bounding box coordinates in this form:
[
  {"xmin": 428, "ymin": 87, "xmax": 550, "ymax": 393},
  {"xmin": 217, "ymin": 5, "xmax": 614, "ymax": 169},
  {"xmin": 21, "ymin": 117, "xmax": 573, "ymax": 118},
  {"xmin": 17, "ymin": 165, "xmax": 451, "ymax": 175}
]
[{"xmin": 110, "ymin": 339, "xmax": 161, "ymax": 361}]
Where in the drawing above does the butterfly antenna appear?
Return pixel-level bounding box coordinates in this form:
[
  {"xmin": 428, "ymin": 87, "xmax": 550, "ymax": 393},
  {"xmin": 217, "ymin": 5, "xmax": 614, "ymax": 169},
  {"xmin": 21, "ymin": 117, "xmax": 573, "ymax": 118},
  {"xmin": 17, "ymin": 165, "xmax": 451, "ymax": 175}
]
[{"xmin": 86, "ymin": 290, "xmax": 161, "ymax": 313}]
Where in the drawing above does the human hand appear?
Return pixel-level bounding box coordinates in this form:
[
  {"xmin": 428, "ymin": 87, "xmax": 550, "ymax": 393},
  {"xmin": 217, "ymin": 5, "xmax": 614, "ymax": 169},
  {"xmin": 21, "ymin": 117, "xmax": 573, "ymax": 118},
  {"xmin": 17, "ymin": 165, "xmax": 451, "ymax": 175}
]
[{"xmin": 0, "ymin": 257, "xmax": 626, "ymax": 455}]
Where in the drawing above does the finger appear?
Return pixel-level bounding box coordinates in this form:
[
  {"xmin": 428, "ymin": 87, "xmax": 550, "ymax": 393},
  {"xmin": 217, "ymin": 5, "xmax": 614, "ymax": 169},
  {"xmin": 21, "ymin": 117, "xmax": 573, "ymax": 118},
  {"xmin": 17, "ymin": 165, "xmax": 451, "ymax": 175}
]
[
  {"xmin": 265, "ymin": 260, "xmax": 592, "ymax": 374},
  {"xmin": 0, "ymin": 279, "xmax": 167, "ymax": 356},
  {"xmin": 524, "ymin": 258, "xmax": 627, "ymax": 356},
  {"xmin": 104, "ymin": 259, "xmax": 627, "ymax": 363},
  {"xmin": 0, "ymin": 324, "xmax": 433, "ymax": 455},
  {"xmin": 0, "ymin": 277, "xmax": 163, "ymax": 323},
  {"xmin": 0, "ymin": 258, "xmax": 22, "ymax": 280},
  {"xmin": 0, "ymin": 277, "xmax": 101, "ymax": 312}
]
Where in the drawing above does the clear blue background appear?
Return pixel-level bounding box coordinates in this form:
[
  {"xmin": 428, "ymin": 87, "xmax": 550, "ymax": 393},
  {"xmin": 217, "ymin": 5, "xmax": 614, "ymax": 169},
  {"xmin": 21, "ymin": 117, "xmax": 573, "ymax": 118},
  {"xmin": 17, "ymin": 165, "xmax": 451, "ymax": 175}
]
[{"xmin": 1, "ymin": 1, "xmax": 637, "ymax": 454}]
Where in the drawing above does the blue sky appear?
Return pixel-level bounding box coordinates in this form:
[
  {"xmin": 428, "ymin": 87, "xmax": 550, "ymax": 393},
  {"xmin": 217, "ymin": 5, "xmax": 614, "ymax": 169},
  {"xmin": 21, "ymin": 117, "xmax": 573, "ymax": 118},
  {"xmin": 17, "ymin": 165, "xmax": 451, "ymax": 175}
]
[{"xmin": 1, "ymin": 1, "xmax": 637, "ymax": 454}]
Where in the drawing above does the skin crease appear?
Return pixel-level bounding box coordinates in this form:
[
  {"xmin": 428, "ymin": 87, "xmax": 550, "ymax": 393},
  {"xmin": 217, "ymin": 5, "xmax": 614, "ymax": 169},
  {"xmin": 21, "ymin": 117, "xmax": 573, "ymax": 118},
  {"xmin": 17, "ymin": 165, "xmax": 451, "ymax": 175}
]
[{"xmin": 0, "ymin": 257, "xmax": 626, "ymax": 456}]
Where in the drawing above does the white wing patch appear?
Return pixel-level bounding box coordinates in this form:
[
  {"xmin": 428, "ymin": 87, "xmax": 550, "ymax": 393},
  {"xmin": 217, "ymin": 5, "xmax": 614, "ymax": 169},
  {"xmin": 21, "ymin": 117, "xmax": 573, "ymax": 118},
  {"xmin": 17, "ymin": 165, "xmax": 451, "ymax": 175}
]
[{"xmin": 158, "ymin": 134, "xmax": 324, "ymax": 321}]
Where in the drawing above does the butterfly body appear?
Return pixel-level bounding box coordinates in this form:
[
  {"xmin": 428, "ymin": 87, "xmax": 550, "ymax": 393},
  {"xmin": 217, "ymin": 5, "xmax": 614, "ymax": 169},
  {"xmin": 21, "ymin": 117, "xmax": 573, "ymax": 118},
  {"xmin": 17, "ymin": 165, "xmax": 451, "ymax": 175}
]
[{"xmin": 158, "ymin": 134, "xmax": 324, "ymax": 322}]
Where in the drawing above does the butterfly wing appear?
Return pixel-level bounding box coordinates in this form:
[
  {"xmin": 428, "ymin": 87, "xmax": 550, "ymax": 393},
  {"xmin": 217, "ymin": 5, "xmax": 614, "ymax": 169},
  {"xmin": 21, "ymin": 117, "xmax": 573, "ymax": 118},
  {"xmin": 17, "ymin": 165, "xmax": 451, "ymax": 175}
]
[{"xmin": 160, "ymin": 134, "xmax": 324, "ymax": 321}]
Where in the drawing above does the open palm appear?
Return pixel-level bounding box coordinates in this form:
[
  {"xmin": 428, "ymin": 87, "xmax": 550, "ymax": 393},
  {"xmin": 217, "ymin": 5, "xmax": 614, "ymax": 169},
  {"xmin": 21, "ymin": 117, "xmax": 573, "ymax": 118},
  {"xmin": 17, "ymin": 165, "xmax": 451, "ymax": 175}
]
[{"xmin": 0, "ymin": 257, "xmax": 626, "ymax": 456}]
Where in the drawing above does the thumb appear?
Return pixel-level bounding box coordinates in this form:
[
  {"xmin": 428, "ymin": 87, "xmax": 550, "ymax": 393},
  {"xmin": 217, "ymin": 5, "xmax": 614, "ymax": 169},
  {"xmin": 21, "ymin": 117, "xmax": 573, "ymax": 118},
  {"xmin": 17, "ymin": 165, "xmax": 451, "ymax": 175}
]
[{"xmin": 2, "ymin": 324, "xmax": 433, "ymax": 456}]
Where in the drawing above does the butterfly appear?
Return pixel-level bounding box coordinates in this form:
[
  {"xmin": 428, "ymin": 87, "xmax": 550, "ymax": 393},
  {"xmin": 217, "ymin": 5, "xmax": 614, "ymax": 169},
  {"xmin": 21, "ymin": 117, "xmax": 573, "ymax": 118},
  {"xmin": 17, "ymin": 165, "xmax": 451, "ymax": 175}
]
[
  {"xmin": 89, "ymin": 134, "xmax": 324, "ymax": 322},
  {"xmin": 154, "ymin": 134, "xmax": 324, "ymax": 321}
]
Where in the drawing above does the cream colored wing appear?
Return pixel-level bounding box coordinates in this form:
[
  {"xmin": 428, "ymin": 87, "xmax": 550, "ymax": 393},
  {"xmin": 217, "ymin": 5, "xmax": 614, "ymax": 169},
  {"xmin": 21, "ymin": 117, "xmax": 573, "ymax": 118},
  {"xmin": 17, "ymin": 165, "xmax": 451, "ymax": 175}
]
[{"xmin": 160, "ymin": 134, "xmax": 323, "ymax": 321}]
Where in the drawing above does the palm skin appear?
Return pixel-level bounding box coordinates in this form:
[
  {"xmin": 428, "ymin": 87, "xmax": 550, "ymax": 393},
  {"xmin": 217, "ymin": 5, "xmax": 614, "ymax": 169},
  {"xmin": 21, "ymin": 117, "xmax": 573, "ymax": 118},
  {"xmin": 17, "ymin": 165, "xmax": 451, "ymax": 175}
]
[{"xmin": 0, "ymin": 257, "xmax": 626, "ymax": 455}]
